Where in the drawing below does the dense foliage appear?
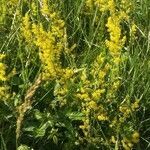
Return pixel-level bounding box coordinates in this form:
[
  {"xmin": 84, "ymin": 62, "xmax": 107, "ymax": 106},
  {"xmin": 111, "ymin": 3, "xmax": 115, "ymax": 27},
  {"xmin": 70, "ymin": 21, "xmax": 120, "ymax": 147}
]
[{"xmin": 0, "ymin": 0, "xmax": 150, "ymax": 149}]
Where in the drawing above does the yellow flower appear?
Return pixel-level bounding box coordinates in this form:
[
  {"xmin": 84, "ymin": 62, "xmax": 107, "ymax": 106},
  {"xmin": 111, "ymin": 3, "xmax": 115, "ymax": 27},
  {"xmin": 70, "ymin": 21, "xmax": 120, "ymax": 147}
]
[
  {"xmin": 31, "ymin": 14, "xmax": 65, "ymax": 80},
  {"xmin": 97, "ymin": 114, "xmax": 108, "ymax": 121},
  {"xmin": 0, "ymin": 54, "xmax": 9, "ymax": 101},
  {"xmin": 85, "ymin": 0, "xmax": 93, "ymax": 9},
  {"xmin": 81, "ymin": 93, "xmax": 90, "ymax": 101},
  {"xmin": 0, "ymin": 54, "xmax": 5, "ymax": 60},
  {"xmin": 8, "ymin": 0, "xmax": 18, "ymax": 6},
  {"xmin": 63, "ymin": 68, "xmax": 74, "ymax": 79},
  {"xmin": 98, "ymin": 71, "xmax": 106, "ymax": 79},
  {"xmin": 127, "ymin": 142, "xmax": 133, "ymax": 148},
  {"xmin": 21, "ymin": 13, "xmax": 32, "ymax": 43},
  {"xmin": 88, "ymin": 101, "xmax": 97, "ymax": 110},
  {"xmin": 0, "ymin": 63, "xmax": 7, "ymax": 81},
  {"xmin": 31, "ymin": 1, "xmax": 37, "ymax": 16},
  {"xmin": 130, "ymin": 22, "xmax": 137, "ymax": 37},
  {"xmin": 41, "ymin": 0, "xmax": 49, "ymax": 16},
  {"xmin": 132, "ymin": 131, "xmax": 140, "ymax": 143},
  {"xmin": 92, "ymin": 89, "xmax": 105, "ymax": 100},
  {"xmin": 111, "ymin": 136, "xmax": 116, "ymax": 143},
  {"xmin": 122, "ymin": 140, "xmax": 131, "ymax": 150},
  {"xmin": 131, "ymin": 99, "xmax": 140, "ymax": 110}
]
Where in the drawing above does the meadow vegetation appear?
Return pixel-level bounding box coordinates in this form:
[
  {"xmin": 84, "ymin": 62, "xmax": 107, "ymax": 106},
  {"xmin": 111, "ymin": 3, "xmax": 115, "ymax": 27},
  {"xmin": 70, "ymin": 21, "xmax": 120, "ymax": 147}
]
[{"xmin": 0, "ymin": 0, "xmax": 150, "ymax": 149}]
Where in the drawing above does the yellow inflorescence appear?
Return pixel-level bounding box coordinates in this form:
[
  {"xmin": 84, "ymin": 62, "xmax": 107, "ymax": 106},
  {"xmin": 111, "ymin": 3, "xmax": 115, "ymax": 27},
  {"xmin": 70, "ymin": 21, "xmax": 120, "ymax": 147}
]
[
  {"xmin": 94, "ymin": 0, "xmax": 115, "ymax": 12},
  {"xmin": 8, "ymin": 0, "xmax": 18, "ymax": 6},
  {"xmin": 121, "ymin": 131, "xmax": 140, "ymax": 150},
  {"xmin": 19, "ymin": 0, "xmax": 140, "ymax": 148},
  {"xmin": 53, "ymin": 68, "xmax": 75, "ymax": 107},
  {"xmin": 21, "ymin": 13, "xmax": 33, "ymax": 43},
  {"xmin": 0, "ymin": 1, "xmax": 6, "ymax": 23},
  {"xmin": 131, "ymin": 131, "xmax": 140, "ymax": 143},
  {"xmin": 97, "ymin": 113, "xmax": 108, "ymax": 121},
  {"xmin": 0, "ymin": 54, "xmax": 6, "ymax": 82},
  {"xmin": 40, "ymin": 0, "xmax": 50, "ymax": 16},
  {"xmin": 32, "ymin": 23, "xmax": 60, "ymax": 80},
  {"xmin": 0, "ymin": 54, "xmax": 9, "ymax": 101},
  {"xmin": 105, "ymin": 15, "xmax": 126, "ymax": 59},
  {"xmin": 86, "ymin": 0, "xmax": 130, "ymax": 61},
  {"xmin": 83, "ymin": 0, "xmax": 140, "ymax": 148},
  {"xmin": 76, "ymin": 54, "xmax": 110, "ymax": 139},
  {"xmin": 21, "ymin": 1, "xmax": 66, "ymax": 81}
]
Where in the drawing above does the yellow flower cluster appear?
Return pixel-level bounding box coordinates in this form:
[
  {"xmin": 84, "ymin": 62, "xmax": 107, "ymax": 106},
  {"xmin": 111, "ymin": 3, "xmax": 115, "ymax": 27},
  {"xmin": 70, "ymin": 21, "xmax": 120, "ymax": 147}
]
[
  {"xmin": 1, "ymin": 0, "xmax": 19, "ymax": 20},
  {"xmin": 0, "ymin": 54, "xmax": 6, "ymax": 82},
  {"xmin": 130, "ymin": 22, "xmax": 137, "ymax": 39},
  {"xmin": 96, "ymin": 1, "xmax": 130, "ymax": 101},
  {"xmin": 8, "ymin": 0, "xmax": 18, "ymax": 6},
  {"xmin": 53, "ymin": 68, "xmax": 74, "ymax": 107},
  {"xmin": 31, "ymin": 1, "xmax": 37, "ymax": 16},
  {"xmin": 105, "ymin": 10, "xmax": 128, "ymax": 63},
  {"xmin": 84, "ymin": 0, "xmax": 130, "ymax": 102},
  {"xmin": 105, "ymin": 15, "xmax": 126, "ymax": 59},
  {"xmin": 32, "ymin": 23, "xmax": 61, "ymax": 80},
  {"xmin": 0, "ymin": 54, "xmax": 9, "ymax": 100},
  {"xmin": 0, "ymin": 0, "xmax": 6, "ymax": 24},
  {"xmin": 21, "ymin": 1, "xmax": 66, "ymax": 80},
  {"xmin": 76, "ymin": 69, "xmax": 92, "ymax": 137},
  {"xmin": 85, "ymin": 0, "xmax": 94, "ymax": 9},
  {"xmin": 109, "ymin": 98, "xmax": 140, "ymax": 149},
  {"xmin": 21, "ymin": 13, "xmax": 33, "ymax": 43},
  {"xmin": 85, "ymin": 0, "xmax": 130, "ymax": 62},
  {"xmin": 119, "ymin": 99, "xmax": 140, "ymax": 122},
  {"xmin": 40, "ymin": 0, "xmax": 50, "ymax": 16},
  {"xmin": 76, "ymin": 54, "xmax": 110, "ymax": 138},
  {"xmin": 131, "ymin": 131, "xmax": 140, "ymax": 143},
  {"xmin": 83, "ymin": 1, "xmax": 140, "ymax": 148},
  {"xmin": 121, "ymin": 131, "xmax": 140, "ymax": 150},
  {"xmin": 94, "ymin": 0, "xmax": 115, "ymax": 12},
  {"xmin": 110, "ymin": 130, "xmax": 140, "ymax": 150},
  {"xmin": 97, "ymin": 113, "xmax": 108, "ymax": 121}
]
